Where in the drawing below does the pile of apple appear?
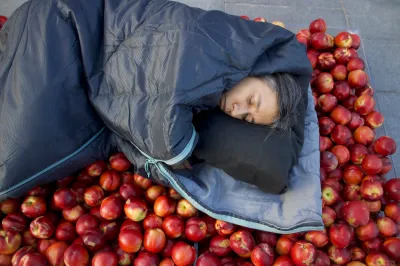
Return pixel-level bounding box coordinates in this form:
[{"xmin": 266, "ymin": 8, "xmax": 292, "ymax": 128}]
[{"xmin": 0, "ymin": 16, "xmax": 400, "ymax": 266}]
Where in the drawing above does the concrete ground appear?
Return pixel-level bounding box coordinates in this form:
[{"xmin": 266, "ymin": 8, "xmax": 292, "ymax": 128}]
[{"xmin": 1, "ymin": 0, "xmax": 399, "ymax": 178}]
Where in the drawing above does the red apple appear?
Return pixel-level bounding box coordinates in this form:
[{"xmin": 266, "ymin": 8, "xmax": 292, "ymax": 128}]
[
  {"xmin": 251, "ymin": 243, "xmax": 274, "ymax": 266},
  {"xmin": 85, "ymin": 160, "xmax": 106, "ymax": 177},
  {"xmin": 145, "ymin": 185, "xmax": 167, "ymax": 203},
  {"xmin": 318, "ymin": 53, "xmax": 336, "ymax": 70},
  {"xmin": 362, "ymin": 199, "xmax": 382, "ymax": 213},
  {"xmin": 343, "ymin": 95, "xmax": 357, "ymax": 110},
  {"xmin": 380, "ymin": 157, "xmax": 392, "ymax": 175},
  {"xmin": 12, "ymin": 246, "xmax": 35, "ymax": 265},
  {"xmin": 143, "ymin": 228, "xmax": 166, "ymax": 253},
  {"xmin": 309, "ymin": 19, "xmax": 326, "ymax": 33},
  {"xmin": 53, "ymin": 188, "xmax": 77, "ymax": 209},
  {"xmin": 362, "ymin": 154, "xmax": 383, "ymax": 175},
  {"xmin": 349, "ymin": 70, "xmax": 368, "ymax": 89},
  {"xmin": 384, "ymin": 178, "xmax": 400, "ymax": 202},
  {"xmin": 210, "ymin": 235, "xmax": 231, "ymax": 256},
  {"xmin": 377, "ymin": 217, "xmax": 398, "ymax": 238},
  {"xmin": 349, "ymin": 144, "xmax": 369, "ymax": 164},
  {"xmin": 142, "ymin": 213, "xmax": 163, "ymax": 230},
  {"xmin": 328, "ymin": 245, "xmax": 351, "ymax": 264},
  {"xmin": 215, "ymin": 220, "xmax": 236, "ymax": 236},
  {"xmin": 333, "ymin": 81, "xmax": 350, "ymax": 100},
  {"xmin": 30, "ymin": 216, "xmax": 55, "ymax": 239},
  {"xmin": 133, "ymin": 250, "xmax": 159, "ymax": 266},
  {"xmin": 92, "ymin": 250, "xmax": 118, "ymax": 266},
  {"xmin": 384, "ymin": 203, "xmax": 400, "ymax": 222},
  {"xmin": 354, "ymin": 126, "xmax": 375, "ymax": 145},
  {"xmin": 81, "ymin": 228, "xmax": 105, "ymax": 252},
  {"xmin": 297, "ymin": 29, "xmax": 311, "ymax": 47},
  {"xmin": 21, "ymin": 196, "xmax": 47, "ymax": 218},
  {"xmin": 37, "ymin": 239, "xmax": 56, "ymax": 255},
  {"xmin": 350, "ymin": 33, "xmax": 361, "ymax": 49},
  {"xmin": 334, "ymin": 47, "xmax": 351, "ymax": 64},
  {"xmin": 351, "ymin": 246, "xmax": 366, "ymax": 261},
  {"xmin": 356, "ymin": 219, "xmax": 379, "ymax": 241},
  {"xmin": 124, "ymin": 197, "xmax": 147, "ymax": 222},
  {"xmin": 83, "ymin": 186, "xmax": 104, "ymax": 207},
  {"xmin": 356, "ymin": 84, "xmax": 374, "ymax": 97},
  {"xmin": 347, "ymin": 57, "xmax": 365, "ymax": 71},
  {"xmin": 331, "ymin": 145, "xmax": 350, "ymax": 165},
  {"xmin": 1, "ymin": 198, "xmax": 20, "ymax": 214},
  {"xmin": 365, "ymin": 252, "xmax": 390, "ymax": 266},
  {"xmin": 330, "ymin": 105, "xmax": 351, "ymax": 125},
  {"xmin": 342, "ymin": 200, "xmax": 370, "ymax": 227},
  {"xmin": 115, "ymin": 246, "xmax": 135, "ymax": 265},
  {"xmin": 185, "ymin": 217, "xmax": 207, "ymax": 242},
  {"xmin": 21, "ymin": 230, "xmax": 36, "ymax": 247},
  {"xmin": 162, "ymin": 239, "xmax": 175, "ymax": 258},
  {"xmin": 255, "ymin": 231, "xmax": 277, "ymax": 247},
  {"xmin": 171, "ymin": 241, "xmax": 196, "ymax": 266},
  {"xmin": 153, "ymin": 196, "xmax": 176, "ymax": 217},
  {"xmin": 290, "ymin": 240, "xmax": 315, "ymax": 266},
  {"xmin": 335, "ymin": 32, "xmax": 353, "ymax": 48},
  {"xmin": 272, "ymin": 255, "xmax": 294, "ymax": 266},
  {"xmin": 276, "ymin": 236, "xmax": 293, "ymax": 256},
  {"xmin": 63, "ymin": 244, "xmax": 89, "ymax": 266},
  {"xmin": 45, "ymin": 241, "xmax": 68, "ymax": 266},
  {"xmin": 0, "ymin": 230, "xmax": 21, "ymax": 255},
  {"xmin": 348, "ymin": 112, "xmax": 365, "ymax": 131},
  {"xmin": 382, "ymin": 237, "xmax": 400, "ymax": 261},
  {"xmin": 100, "ymin": 195, "xmax": 123, "ymax": 220},
  {"xmin": 361, "ymin": 179, "xmax": 383, "ymax": 200},
  {"xmin": 374, "ymin": 136, "xmax": 397, "ymax": 156},
  {"xmin": 109, "ymin": 152, "xmax": 131, "ymax": 172},
  {"xmin": 319, "ymin": 117, "xmax": 336, "ymax": 135},
  {"xmin": 365, "ymin": 111, "xmax": 384, "ymax": 129},
  {"xmin": 313, "ymin": 250, "xmax": 330, "ymax": 266},
  {"xmin": 168, "ymin": 188, "xmax": 182, "ymax": 200},
  {"xmin": 133, "ymin": 174, "xmax": 153, "ymax": 190},
  {"xmin": 343, "ymin": 184, "xmax": 362, "ymax": 201},
  {"xmin": 26, "ymin": 185, "xmax": 49, "ymax": 198},
  {"xmin": 317, "ymin": 73, "xmax": 334, "ymax": 93},
  {"xmin": 349, "ymin": 47, "xmax": 359, "ymax": 58},
  {"xmin": 161, "ymin": 215, "xmax": 183, "ymax": 239},
  {"xmin": 331, "ymin": 64, "xmax": 347, "ymax": 81},
  {"xmin": 119, "ymin": 183, "xmax": 143, "ymax": 201},
  {"xmin": 328, "ymin": 168, "xmax": 342, "ymax": 180},
  {"xmin": 99, "ymin": 220, "xmax": 119, "ymax": 241},
  {"xmin": 2, "ymin": 213, "xmax": 27, "ymax": 233},
  {"xmin": 317, "ymin": 94, "xmax": 337, "ymax": 113},
  {"xmin": 118, "ymin": 228, "xmax": 142, "ymax": 253},
  {"xmin": 343, "ymin": 165, "xmax": 363, "ymax": 185},
  {"xmin": 329, "ymin": 223, "xmax": 353, "ymax": 248},
  {"xmin": 62, "ymin": 204, "xmax": 85, "ymax": 223},
  {"xmin": 322, "ymin": 185, "xmax": 340, "ymax": 206},
  {"xmin": 121, "ymin": 172, "xmax": 135, "ymax": 184},
  {"xmin": 55, "ymin": 221, "xmax": 76, "ymax": 242},
  {"xmin": 229, "ymin": 230, "xmax": 255, "ymax": 258},
  {"xmin": 176, "ymin": 199, "xmax": 198, "ymax": 218},
  {"xmin": 321, "ymin": 151, "xmax": 339, "ymax": 173},
  {"xmin": 307, "ymin": 51, "xmax": 318, "ymax": 68},
  {"xmin": 76, "ymin": 214, "xmax": 99, "ymax": 236},
  {"xmin": 362, "ymin": 237, "xmax": 383, "ymax": 253},
  {"xmin": 304, "ymin": 230, "xmax": 328, "ymax": 248},
  {"xmin": 331, "ymin": 125, "xmax": 352, "ymax": 145},
  {"xmin": 253, "ymin": 17, "xmax": 266, "ymax": 22},
  {"xmin": 99, "ymin": 170, "xmax": 121, "ymax": 191},
  {"xmin": 354, "ymin": 94, "xmax": 375, "ymax": 115},
  {"xmin": 18, "ymin": 252, "xmax": 47, "ymax": 266}
]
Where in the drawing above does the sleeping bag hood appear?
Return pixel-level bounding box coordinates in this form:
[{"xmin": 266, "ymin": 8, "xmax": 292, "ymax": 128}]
[{"xmin": 0, "ymin": 0, "xmax": 323, "ymax": 233}]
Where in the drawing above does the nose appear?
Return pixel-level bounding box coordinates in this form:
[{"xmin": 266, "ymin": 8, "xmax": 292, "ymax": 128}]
[{"xmin": 231, "ymin": 103, "xmax": 248, "ymax": 117}]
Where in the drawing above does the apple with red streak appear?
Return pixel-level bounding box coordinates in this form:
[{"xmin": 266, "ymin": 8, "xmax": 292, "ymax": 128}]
[
  {"xmin": 109, "ymin": 152, "xmax": 131, "ymax": 172},
  {"xmin": 304, "ymin": 230, "xmax": 328, "ymax": 248},
  {"xmin": 349, "ymin": 144, "xmax": 369, "ymax": 165},
  {"xmin": 334, "ymin": 47, "xmax": 351, "ymax": 64},
  {"xmin": 63, "ymin": 244, "xmax": 89, "ymax": 266},
  {"xmin": 330, "ymin": 105, "xmax": 351, "ymax": 125},
  {"xmin": 133, "ymin": 174, "xmax": 153, "ymax": 190},
  {"xmin": 384, "ymin": 203, "xmax": 400, "ymax": 222},
  {"xmin": 0, "ymin": 229, "xmax": 21, "ymax": 255},
  {"xmin": 318, "ymin": 94, "xmax": 337, "ymax": 113},
  {"xmin": 335, "ymin": 32, "xmax": 353, "ymax": 48},
  {"xmin": 145, "ymin": 185, "xmax": 167, "ymax": 203},
  {"xmin": 160, "ymin": 215, "xmax": 183, "ymax": 239},
  {"xmin": 52, "ymin": 188, "xmax": 77, "ymax": 210},
  {"xmin": 30, "ymin": 216, "xmax": 55, "ymax": 239},
  {"xmin": 45, "ymin": 241, "xmax": 68, "ymax": 266},
  {"xmin": 153, "ymin": 196, "xmax": 176, "ymax": 217},
  {"xmin": 349, "ymin": 70, "xmax": 368, "ymax": 90},
  {"xmin": 99, "ymin": 170, "xmax": 121, "ymax": 191},
  {"xmin": 343, "ymin": 95, "xmax": 357, "ymax": 110},
  {"xmin": 347, "ymin": 57, "xmax": 365, "ymax": 72},
  {"xmin": 82, "ymin": 228, "xmax": 105, "ymax": 252},
  {"xmin": 85, "ymin": 160, "xmax": 106, "ymax": 177},
  {"xmin": 354, "ymin": 94, "xmax": 375, "ymax": 115},
  {"xmin": 37, "ymin": 239, "xmax": 56, "ymax": 255},
  {"xmin": 100, "ymin": 195, "xmax": 123, "ymax": 220},
  {"xmin": 362, "ymin": 199, "xmax": 382, "ymax": 213},
  {"xmin": 2, "ymin": 213, "xmax": 27, "ymax": 233},
  {"xmin": 382, "ymin": 237, "xmax": 400, "ymax": 261},
  {"xmin": 384, "ymin": 178, "xmax": 400, "ymax": 202},
  {"xmin": 377, "ymin": 217, "xmax": 398, "ymax": 238},
  {"xmin": 12, "ymin": 246, "xmax": 35, "ymax": 265},
  {"xmin": 142, "ymin": 213, "xmax": 162, "ymax": 230},
  {"xmin": 361, "ymin": 154, "xmax": 383, "ymax": 175},
  {"xmin": 309, "ymin": 18, "xmax": 326, "ymax": 33},
  {"xmin": 176, "ymin": 199, "xmax": 197, "ymax": 218},
  {"xmin": 18, "ymin": 252, "xmax": 47, "ymax": 266},
  {"xmin": 118, "ymin": 228, "xmax": 142, "ymax": 253},
  {"xmin": 115, "ymin": 246, "xmax": 135, "ymax": 265},
  {"xmin": 348, "ymin": 112, "xmax": 365, "ymax": 131},
  {"xmin": 328, "ymin": 245, "xmax": 351, "ymax": 265},
  {"xmin": 321, "ymin": 151, "xmax": 338, "ymax": 173},
  {"xmin": 329, "ymin": 223, "xmax": 353, "ymax": 248},
  {"xmin": 75, "ymin": 214, "xmax": 98, "ymax": 236},
  {"xmin": 21, "ymin": 196, "xmax": 47, "ymax": 218},
  {"xmin": 123, "ymin": 197, "xmax": 147, "ymax": 222},
  {"xmin": 331, "ymin": 145, "xmax": 350, "ymax": 165},
  {"xmin": 272, "ymin": 255, "xmax": 294, "ymax": 266},
  {"xmin": 341, "ymin": 200, "xmax": 370, "ymax": 227},
  {"xmin": 317, "ymin": 73, "xmax": 334, "ymax": 93},
  {"xmin": 331, "ymin": 125, "xmax": 352, "ymax": 145},
  {"xmin": 343, "ymin": 184, "xmax": 362, "ymax": 201},
  {"xmin": 215, "ymin": 220, "xmax": 237, "ymax": 236},
  {"xmin": 356, "ymin": 219, "xmax": 378, "ymax": 241},
  {"xmin": 350, "ymin": 247, "xmax": 366, "ymax": 262},
  {"xmin": 55, "ymin": 221, "xmax": 76, "ymax": 242},
  {"xmin": 333, "ymin": 81, "xmax": 350, "ymax": 100},
  {"xmin": 313, "ymin": 250, "xmax": 330, "ymax": 266},
  {"xmin": 365, "ymin": 252, "xmax": 390, "ymax": 266},
  {"xmin": 91, "ymin": 250, "xmax": 118, "ymax": 266},
  {"xmin": 171, "ymin": 241, "xmax": 196, "ymax": 266},
  {"xmin": 318, "ymin": 53, "xmax": 336, "ymax": 70},
  {"xmin": 185, "ymin": 217, "xmax": 207, "ymax": 242},
  {"xmin": 343, "ymin": 165, "xmax": 363, "ymax": 185},
  {"xmin": 276, "ymin": 236, "xmax": 293, "ymax": 256},
  {"xmin": 361, "ymin": 179, "xmax": 383, "ymax": 200},
  {"xmin": 83, "ymin": 185, "xmax": 104, "ymax": 207},
  {"xmin": 365, "ymin": 111, "xmax": 384, "ymax": 129},
  {"xmin": 331, "ymin": 64, "xmax": 347, "ymax": 82},
  {"xmin": 119, "ymin": 183, "xmax": 143, "ymax": 201},
  {"xmin": 142, "ymin": 228, "xmax": 166, "ymax": 254},
  {"xmin": 354, "ymin": 126, "xmax": 375, "ymax": 145},
  {"xmin": 289, "ymin": 240, "xmax": 315, "ymax": 266},
  {"xmin": 210, "ymin": 235, "xmax": 231, "ymax": 256},
  {"xmin": 250, "ymin": 243, "xmax": 274, "ymax": 266},
  {"xmin": 374, "ymin": 136, "xmax": 397, "ymax": 156},
  {"xmin": 319, "ymin": 117, "xmax": 336, "ymax": 135},
  {"xmin": 362, "ymin": 237, "xmax": 383, "ymax": 253},
  {"xmin": 322, "ymin": 185, "xmax": 340, "ymax": 206},
  {"xmin": 229, "ymin": 230, "xmax": 255, "ymax": 258}
]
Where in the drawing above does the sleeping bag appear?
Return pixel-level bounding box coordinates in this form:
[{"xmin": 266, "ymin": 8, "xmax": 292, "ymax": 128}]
[{"xmin": 0, "ymin": 0, "xmax": 323, "ymax": 233}]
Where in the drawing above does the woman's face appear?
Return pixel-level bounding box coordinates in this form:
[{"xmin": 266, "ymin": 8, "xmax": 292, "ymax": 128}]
[{"xmin": 219, "ymin": 77, "xmax": 279, "ymax": 125}]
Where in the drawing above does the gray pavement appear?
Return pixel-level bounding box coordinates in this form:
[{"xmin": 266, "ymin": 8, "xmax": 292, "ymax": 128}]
[{"xmin": 1, "ymin": 0, "xmax": 399, "ymax": 177}]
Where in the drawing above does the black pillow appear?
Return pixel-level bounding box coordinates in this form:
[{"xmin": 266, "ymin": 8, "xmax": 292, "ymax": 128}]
[{"xmin": 191, "ymin": 107, "xmax": 305, "ymax": 194}]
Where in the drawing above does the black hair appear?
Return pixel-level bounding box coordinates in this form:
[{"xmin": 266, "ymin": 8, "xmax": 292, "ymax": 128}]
[{"xmin": 257, "ymin": 73, "xmax": 303, "ymax": 132}]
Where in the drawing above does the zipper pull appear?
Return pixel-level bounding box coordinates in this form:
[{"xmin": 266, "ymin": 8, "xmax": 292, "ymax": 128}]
[{"xmin": 144, "ymin": 158, "xmax": 157, "ymax": 178}]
